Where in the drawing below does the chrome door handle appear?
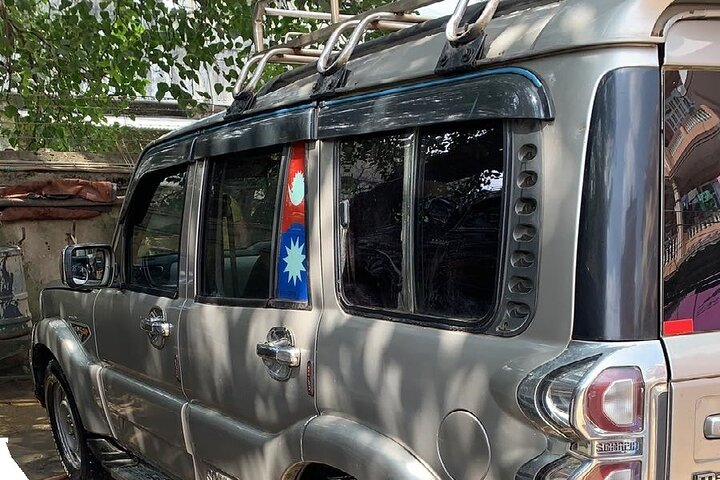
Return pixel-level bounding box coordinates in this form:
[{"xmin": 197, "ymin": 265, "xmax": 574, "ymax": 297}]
[
  {"xmin": 140, "ymin": 307, "xmax": 172, "ymax": 350},
  {"xmin": 256, "ymin": 327, "xmax": 301, "ymax": 381},
  {"xmin": 705, "ymin": 414, "xmax": 720, "ymax": 439},
  {"xmin": 256, "ymin": 343, "xmax": 301, "ymax": 367},
  {"xmin": 140, "ymin": 317, "xmax": 173, "ymax": 337}
]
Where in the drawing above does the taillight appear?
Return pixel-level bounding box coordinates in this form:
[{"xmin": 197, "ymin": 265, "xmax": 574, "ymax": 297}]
[
  {"xmin": 539, "ymin": 362, "xmax": 645, "ymax": 437},
  {"xmin": 585, "ymin": 461, "xmax": 642, "ymax": 480},
  {"xmin": 540, "ymin": 358, "xmax": 596, "ymax": 436},
  {"xmin": 527, "ymin": 360, "xmax": 648, "ymax": 479},
  {"xmin": 585, "ymin": 367, "xmax": 644, "ymax": 434},
  {"xmin": 518, "ymin": 343, "xmax": 667, "ymax": 480},
  {"xmin": 539, "ymin": 457, "xmax": 642, "ymax": 480}
]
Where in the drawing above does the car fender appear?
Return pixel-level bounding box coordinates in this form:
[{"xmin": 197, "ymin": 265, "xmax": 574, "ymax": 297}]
[
  {"xmin": 32, "ymin": 317, "xmax": 111, "ymax": 437},
  {"xmin": 302, "ymin": 415, "xmax": 440, "ymax": 480}
]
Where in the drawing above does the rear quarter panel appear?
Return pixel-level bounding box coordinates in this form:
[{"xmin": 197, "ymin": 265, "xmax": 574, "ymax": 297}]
[{"xmin": 314, "ymin": 45, "xmax": 661, "ymax": 479}]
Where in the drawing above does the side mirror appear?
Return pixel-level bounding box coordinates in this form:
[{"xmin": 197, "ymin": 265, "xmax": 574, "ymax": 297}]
[{"xmin": 61, "ymin": 244, "xmax": 114, "ymax": 289}]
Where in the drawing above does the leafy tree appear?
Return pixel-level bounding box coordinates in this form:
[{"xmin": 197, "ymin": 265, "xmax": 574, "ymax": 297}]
[{"xmin": 0, "ymin": 0, "xmax": 385, "ymax": 151}]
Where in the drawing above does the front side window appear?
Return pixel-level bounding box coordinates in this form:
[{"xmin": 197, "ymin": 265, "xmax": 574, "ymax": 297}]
[
  {"xmin": 338, "ymin": 121, "xmax": 505, "ymax": 322},
  {"xmin": 200, "ymin": 148, "xmax": 281, "ymax": 300},
  {"xmin": 126, "ymin": 167, "xmax": 187, "ymax": 294},
  {"xmin": 663, "ymin": 69, "xmax": 720, "ymax": 335}
]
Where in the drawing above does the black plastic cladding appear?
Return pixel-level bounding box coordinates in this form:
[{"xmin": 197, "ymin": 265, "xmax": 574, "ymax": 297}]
[{"xmin": 573, "ymin": 67, "xmax": 660, "ymax": 341}]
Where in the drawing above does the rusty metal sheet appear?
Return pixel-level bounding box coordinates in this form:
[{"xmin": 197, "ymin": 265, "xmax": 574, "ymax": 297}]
[
  {"xmin": 0, "ymin": 208, "xmax": 101, "ymax": 222},
  {"xmin": 0, "ymin": 179, "xmax": 116, "ymax": 203}
]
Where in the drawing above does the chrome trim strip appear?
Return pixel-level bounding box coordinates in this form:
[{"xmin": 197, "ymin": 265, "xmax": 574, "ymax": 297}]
[{"xmin": 95, "ymin": 366, "xmax": 117, "ymax": 440}]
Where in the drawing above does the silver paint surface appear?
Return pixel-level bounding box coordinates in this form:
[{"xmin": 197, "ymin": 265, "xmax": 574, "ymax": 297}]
[
  {"xmin": 30, "ymin": 2, "xmax": 720, "ymax": 478},
  {"xmin": 437, "ymin": 410, "xmax": 491, "ymax": 480}
]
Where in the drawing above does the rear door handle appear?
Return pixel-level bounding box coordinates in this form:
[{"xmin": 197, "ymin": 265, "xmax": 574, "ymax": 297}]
[
  {"xmin": 705, "ymin": 414, "xmax": 720, "ymax": 439},
  {"xmin": 256, "ymin": 327, "xmax": 301, "ymax": 381},
  {"xmin": 256, "ymin": 343, "xmax": 301, "ymax": 367}
]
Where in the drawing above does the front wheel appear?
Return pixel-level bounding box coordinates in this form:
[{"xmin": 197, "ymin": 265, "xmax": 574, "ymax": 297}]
[{"xmin": 44, "ymin": 361, "xmax": 104, "ymax": 480}]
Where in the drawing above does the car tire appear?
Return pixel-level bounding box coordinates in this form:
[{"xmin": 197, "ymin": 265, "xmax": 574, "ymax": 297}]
[{"xmin": 44, "ymin": 360, "xmax": 105, "ymax": 480}]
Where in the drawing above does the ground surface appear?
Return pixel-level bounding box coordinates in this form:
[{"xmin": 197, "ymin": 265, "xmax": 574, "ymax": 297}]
[{"xmin": 0, "ymin": 377, "xmax": 66, "ymax": 480}]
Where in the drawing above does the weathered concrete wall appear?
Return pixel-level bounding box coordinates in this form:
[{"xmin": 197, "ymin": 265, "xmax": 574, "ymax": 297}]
[
  {"xmin": 0, "ymin": 210, "xmax": 121, "ymax": 323},
  {"xmin": 0, "ymin": 152, "xmax": 132, "ymax": 338}
]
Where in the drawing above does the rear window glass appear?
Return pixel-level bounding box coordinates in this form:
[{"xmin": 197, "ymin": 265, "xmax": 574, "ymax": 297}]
[
  {"xmin": 200, "ymin": 148, "xmax": 281, "ymax": 300},
  {"xmin": 415, "ymin": 125, "xmax": 504, "ymax": 318},
  {"xmin": 339, "ymin": 133, "xmax": 409, "ymax": 310},
  {"xmin": 663, "ymin": 69, "xmax": 720, "ymax": 334},
  {"xmin": 338, "ymin": 121, "xmax": 504, "ymax": 322}
]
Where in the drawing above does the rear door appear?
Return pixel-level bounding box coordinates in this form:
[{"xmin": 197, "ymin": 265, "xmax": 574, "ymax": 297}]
[
  {"xmin": 662, "ymin": 19, "xmax": 720, "ymax": 480},
  {"xmin": 179, "ymin": 110, "xmax": 321, "ymax": 480}
]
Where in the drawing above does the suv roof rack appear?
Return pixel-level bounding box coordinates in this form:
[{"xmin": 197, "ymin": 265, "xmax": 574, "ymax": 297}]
[{"xmin": 231, "ymin": 0, "xmax": 502, "ymax": 107}]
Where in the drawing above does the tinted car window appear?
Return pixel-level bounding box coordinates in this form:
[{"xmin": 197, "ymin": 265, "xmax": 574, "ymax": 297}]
[
  {"xmin": 200, "ymin": 148, "xmax": 281, "ymax": 300},
  {"xmin": 663, "ymin": 70, "xmax": 720, "ymax": 334},
  {"xmin": 415, "ymin": 124, "xmax": 504, "ymax": 318},
  {"xmin": 338, "ymin": 121, "xmax": 505, "ymax": 322},
  {"xmin": 339, "ymin": 133, "xmax": 410, "ymax": 310},
  {"xmin": 127, "ymin": 167, "xmax": 187, "ymax": 294}
]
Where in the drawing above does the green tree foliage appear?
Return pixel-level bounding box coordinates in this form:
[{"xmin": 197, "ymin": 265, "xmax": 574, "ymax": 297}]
[{"xmin": 0, "ymin": 0, "xmax": 384, "ymax": 151}]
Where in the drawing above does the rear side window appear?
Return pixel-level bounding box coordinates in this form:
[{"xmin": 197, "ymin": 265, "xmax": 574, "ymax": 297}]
[
  {"xmin": 415, "ymin": 125, "xmax": 504, "ymax": 318},
  {"xmin": 339, "ymin": 133, "xmax": 409, "ymax": 310},
  {"xmin": 200, "ymin": 148, "xmax": 281, "ymax": 300},
  {"xmin": 338, "ymin": 121, "xmax": 505, "ymax": 322},
  {"xmin": 663, "ymin": 69, "xmax": 720, "ymax": 335},
  {"xmin": 126, "ymin": 167, "xmax": 187, "ymax": 295}
]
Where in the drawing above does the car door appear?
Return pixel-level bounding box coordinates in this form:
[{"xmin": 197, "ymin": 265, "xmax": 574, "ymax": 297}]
[
  {"xmin": 661, "ymin": 19, "xmax": 720, "ymax": 480},
  {"xmin": 93, "ymin": 139, "xmax": 195, "ymax": 479},
  {"xmin": 179, "ymin": 109, "xmax": 321, "ymax": 480}
]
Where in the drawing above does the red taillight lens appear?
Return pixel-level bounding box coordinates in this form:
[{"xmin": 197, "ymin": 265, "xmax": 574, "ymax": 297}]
[
  {"xmin": 585, "ymin": 367, "xmax": 644, "ymax": 433},
  {"xmin": 585, "ymin": 461, "xmax": 641, "ymax": 480}
]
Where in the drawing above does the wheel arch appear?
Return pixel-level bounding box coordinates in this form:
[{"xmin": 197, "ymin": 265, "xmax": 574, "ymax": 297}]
[
  {"xmin": 32, "ymin": 317, "xmax": 111, "ymax": 437},
  {"xmin": 285, "ymin": 462, "xmax": 356, "ymax": 480},
  {"xmin": 301, "ymin": 415, "xmax": 440, "ymax": 480},
  {"xmin": 31, "ymin": 342, "xmax": 55, "ymax": 406}
]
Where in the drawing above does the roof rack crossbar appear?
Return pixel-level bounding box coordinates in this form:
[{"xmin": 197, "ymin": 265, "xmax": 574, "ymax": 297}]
[{"xmin": 276, "ymin": 0, "xmax": 438, "ymax": 50}]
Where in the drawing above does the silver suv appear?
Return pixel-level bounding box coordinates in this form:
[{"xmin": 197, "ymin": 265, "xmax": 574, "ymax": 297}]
[{"xmin": 30, "ymin": 1, "xmax": 720, "ymax": 479}]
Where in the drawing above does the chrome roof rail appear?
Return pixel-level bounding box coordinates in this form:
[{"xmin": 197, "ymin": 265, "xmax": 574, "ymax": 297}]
[
  {"xmin": 233, "ymin": 47, "xmax": 300, "ymax": 98},
  {"xmin": 233, "ymin": 0, "xmax": 438, "ymax": 98},
  {"xmin": 231, "ymin": 0, "xmax": 507, "ymax": 103},
  {"xmin": 316, "ymin": 11, "xmax": 416, "ymax": 75},
  {"xmin": 446, "ymin": 0, "xmax": 500, "ymax": 44}
]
